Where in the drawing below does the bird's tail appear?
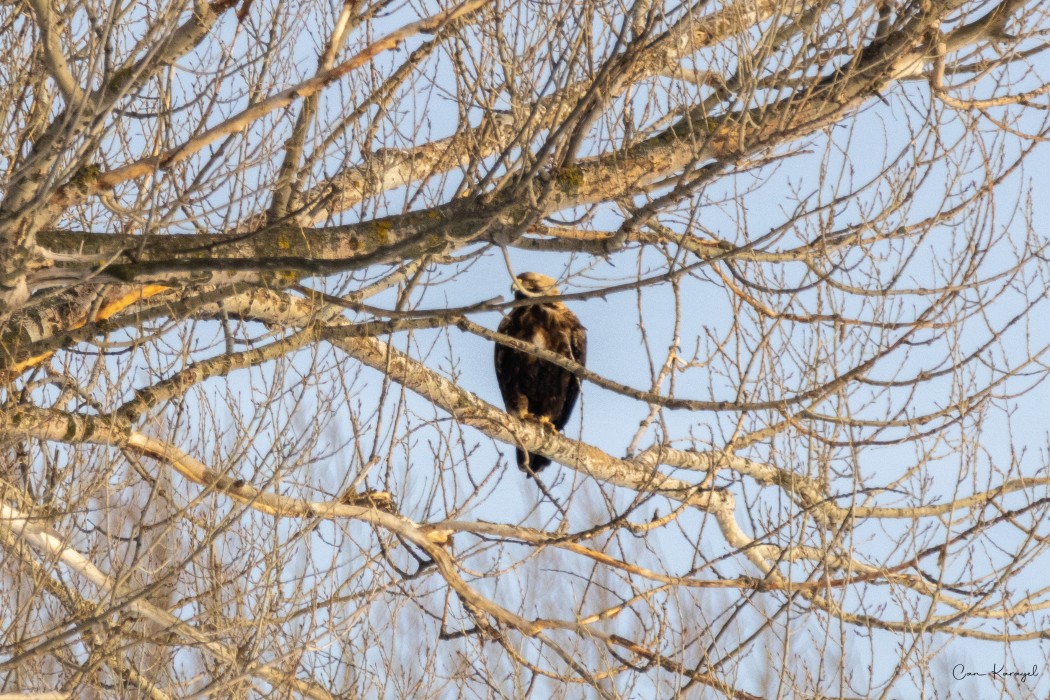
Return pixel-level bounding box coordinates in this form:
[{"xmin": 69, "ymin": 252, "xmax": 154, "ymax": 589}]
[{"xmin": 516, "ymin": 449, "xmax": 552, "ymax": 476}]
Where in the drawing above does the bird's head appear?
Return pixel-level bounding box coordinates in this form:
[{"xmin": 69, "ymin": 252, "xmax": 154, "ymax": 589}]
[{"xmin": 512, "ymin": 272, "xmax": 560, "ymax": 300}]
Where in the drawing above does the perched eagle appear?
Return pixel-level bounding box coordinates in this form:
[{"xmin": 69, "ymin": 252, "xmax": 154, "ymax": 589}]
[{"xmin": 494, "ymin": 272, "xmax": 587, "ymax": 475}]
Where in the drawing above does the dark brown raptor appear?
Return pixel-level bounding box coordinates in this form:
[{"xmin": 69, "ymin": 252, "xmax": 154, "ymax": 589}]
[{"xmin": 494, "ymin": 272, "xmax": 587, "ymax": 475}]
